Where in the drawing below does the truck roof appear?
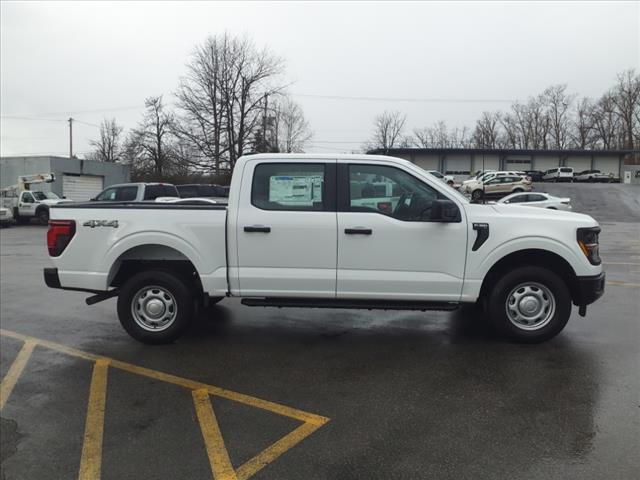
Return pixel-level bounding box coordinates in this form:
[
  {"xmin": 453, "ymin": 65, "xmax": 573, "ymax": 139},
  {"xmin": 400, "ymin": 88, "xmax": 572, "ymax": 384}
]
[{"xmin": 238, "ymin": 153, "xmax": 411, "ymax": 166}]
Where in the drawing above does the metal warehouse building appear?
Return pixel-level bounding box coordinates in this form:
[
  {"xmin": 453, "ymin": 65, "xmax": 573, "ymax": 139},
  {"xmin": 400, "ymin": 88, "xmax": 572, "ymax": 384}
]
[
  {"xmin": 0, "ymin": 156, "xmax": 130, "ymax": 201},
  {"xmin": 367, "ymin": 148, "xmax": 634, "ymax": 179}
]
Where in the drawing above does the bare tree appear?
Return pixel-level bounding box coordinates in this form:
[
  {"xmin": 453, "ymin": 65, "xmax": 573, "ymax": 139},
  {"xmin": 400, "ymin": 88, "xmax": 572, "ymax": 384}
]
[
  {"xmin": 544, "ymin": 85, "xmax": 575, "ymax": 149},
  {"xmin": 570, "ymin": 97, "xmax": 595, "ymax": 149},
  {"xmin": 591, "ymin": 93, "xmax": 620, "ymax": 149},
  {"xmin": 175, "ymin": 33, "xmax": 285, "ymax": 172},
  {"xmin": 611, "ymin": 69, "xmax": 640, "ymax": 149},
  {"xmin": 88, "ymin": 118, "xmax": 123, "ymax": 162},
  {"xmin": 368, "ymin": 110, "xmax": 406, "ymax": 151},
  {"xmin": 126, "ymin": 96, "xmax": 175, "ymax": 176},
  {"xmin": 472, "ymin": 111, "xmax": 501, "ymax": 148},
  {"xmin": 271, "ymin": 97, "xmax": 312, "ymax": 153}
]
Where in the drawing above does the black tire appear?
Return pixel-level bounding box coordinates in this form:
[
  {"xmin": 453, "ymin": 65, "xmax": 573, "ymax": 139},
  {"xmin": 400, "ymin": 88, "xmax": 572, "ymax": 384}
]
[
  {"xmin": 512, "ymin": 188, "xmax": 524, "ymax": 193},
  {"xmin": 472, "ymin": 189, "xmax": 483, "ymax": 200},
  {"xmin": 447, "ymin": 180, "xmax": 454, "ymax": 187},
  {"xmin": 117, "ymin": 270, "xmax": 195, "ymax": 344},
  {"xmin": 36, "ymin": 208, "xmax": 49, "ymax": 225},
  {"xmin": 485, "ymin": 266, "xmax": 571, "ymax": 343}
]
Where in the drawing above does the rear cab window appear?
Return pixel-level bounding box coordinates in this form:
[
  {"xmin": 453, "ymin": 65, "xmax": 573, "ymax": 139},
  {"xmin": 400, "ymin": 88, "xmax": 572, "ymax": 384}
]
[{"xmin": 144, "ymin": 184, "xmax": 179, "ymax": 200}]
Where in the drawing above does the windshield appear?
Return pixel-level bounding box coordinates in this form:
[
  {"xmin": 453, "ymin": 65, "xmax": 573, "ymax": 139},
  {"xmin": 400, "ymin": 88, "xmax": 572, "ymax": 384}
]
[{"xmin": 32, "ymin": 191, "xmax": 59, "ymax": 200}]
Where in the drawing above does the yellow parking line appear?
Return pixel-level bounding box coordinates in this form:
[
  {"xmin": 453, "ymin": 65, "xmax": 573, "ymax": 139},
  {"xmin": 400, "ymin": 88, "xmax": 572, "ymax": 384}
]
[
  {"xmin": 193, "ymin": 388, "xmax": 238, "ymax": 480},
  {"xmin": 0, "ymin": 329, "xmax": 329, "ymax": 479},
  {"xmin": 236, "ymin": 420, "xmax": 328, "ymax": 480},
  {"xmin": 0, "ymin": 339, "xmax": 36, "ymax": 410},
  {"xmin": 78, "ymin": 359, "xmax": 110, "ymax": 480},
  {"xmin": 607, "ymin": 280, "xmax": 640, "ymax": 288}
]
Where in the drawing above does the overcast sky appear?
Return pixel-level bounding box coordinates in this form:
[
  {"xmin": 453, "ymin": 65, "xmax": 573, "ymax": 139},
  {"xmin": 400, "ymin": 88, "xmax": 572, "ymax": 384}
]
[{"xmin": 1, "ymin": 1, "xmax": 638, "ymax": 157}]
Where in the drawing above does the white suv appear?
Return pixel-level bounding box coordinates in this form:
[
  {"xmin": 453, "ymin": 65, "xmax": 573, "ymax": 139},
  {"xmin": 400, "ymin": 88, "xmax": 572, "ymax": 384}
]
[{"xmin": 542, "ymin": 167, "xmax": 574, "ymax": 182}]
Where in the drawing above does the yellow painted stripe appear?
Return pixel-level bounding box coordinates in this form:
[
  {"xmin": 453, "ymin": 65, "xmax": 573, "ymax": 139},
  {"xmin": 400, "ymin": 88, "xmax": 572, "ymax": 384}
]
[
  {"xmin": 78, "ymin": 359, "xmax": 109, "ymax": 480},
  {"xmin": 236, "ymin": 420, "xmax": 329, "ymax": 480},
  {"xmin": 607, "ymin": 280, "xmax": 640, "ymax": 288},
  {"xmin": 0, "ymin": 329, "xmax": 328, "ymax": 425},
  {"xmin": 0, "ymin": 340, "xmax": 36, "ymax": 410},
  {"xmin": 192, "ymin": 388, "xmax": 238, "ymax": 480}
]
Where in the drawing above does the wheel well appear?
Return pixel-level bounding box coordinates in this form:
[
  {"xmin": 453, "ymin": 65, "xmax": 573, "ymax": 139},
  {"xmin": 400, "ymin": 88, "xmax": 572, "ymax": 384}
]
[
  {"xmin": 35, "ymin": 205, "xmax": 49, "ymax": 213},
  {"xmin": 479, "ymin": 249, "xmax": 578, "ymax": 302},
  {"xmin": 108, "ymin": 244, "xmax": 202, "ymax": 294}
]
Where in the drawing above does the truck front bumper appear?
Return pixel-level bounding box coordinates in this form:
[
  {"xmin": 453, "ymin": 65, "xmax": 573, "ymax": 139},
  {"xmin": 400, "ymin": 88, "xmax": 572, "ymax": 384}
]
[{"xmin": 574, "ymin": 272, "xmax": 605, "ymax": 306}]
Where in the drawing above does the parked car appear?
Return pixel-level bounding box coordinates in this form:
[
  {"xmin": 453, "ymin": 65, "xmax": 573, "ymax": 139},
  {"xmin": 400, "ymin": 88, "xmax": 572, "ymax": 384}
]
[
  {"xmin": 425, "ymin": 171, "xmax": 455, "ymax": 186},
  {"xmin": 461, "ymin": 170, "xmax": 525, "ymax": 191},
  {"xmin": 0, "ymin": 206, "xmax": 14, "ymax": 227},
  {"xmin": 45, "ymin": 153, "xmax": 604, "ymax": 345},
  {"xmin": 92, "ymin": 183, "xmax": 179, "ymax": 202},
  {"xmin": 497, "ymin": 192, "xmax": 572, "ymax": 211},
  {"xmin": 524, "ymin": 170, "xmax": 545, "ymax": 182},
  {"xmin": 542, "ymin": 167, "xmax": 574, "ymax": 182},
  {"xmin": 469, "ymin": 176, "xmax": 532, "ymax": 200},
  {"xmin": 176, "ymin": 184, "xmax": 230, "ymax": 200},
  {"xmin": 574, "ymin": 170, "xmax": 612, "ymax": 183}
]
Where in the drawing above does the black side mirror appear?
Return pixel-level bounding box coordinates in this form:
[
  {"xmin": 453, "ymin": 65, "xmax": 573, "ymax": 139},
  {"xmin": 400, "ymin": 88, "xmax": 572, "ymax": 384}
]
[
  {"xmin": 89, "ymin": 197, "xmax": 96, "ymax": 201},
  {"xmin": 430, "ymin": 199, "xmax": 461, "ymax": 222}
]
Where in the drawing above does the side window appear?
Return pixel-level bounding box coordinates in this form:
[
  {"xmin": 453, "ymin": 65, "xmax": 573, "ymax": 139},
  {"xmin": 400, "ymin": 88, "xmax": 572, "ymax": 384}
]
[
  {"xmin": 349, "ymin": 164, "xmax": 441, "ymax": 221},
  {"xmin": 508, "ymin": 194, "xmax": 528, "ymax": 203},
  {"xmin": 21, "ymin": 192, "xmax": 35, "ymax": 203},
  {"xmin": 96, "ymin": 188, "xmax": 117, "ymax": 201},
  {"xmin": 115, "ymin": 186, "xmax": 138, "ymax": 201},
  {"xmin": 528, "ymin": 194, "xmax": 546, "ymax": 202},
  {"xmin": 252, "ymin": 163, "xmax": 326, "ymax": 211}
]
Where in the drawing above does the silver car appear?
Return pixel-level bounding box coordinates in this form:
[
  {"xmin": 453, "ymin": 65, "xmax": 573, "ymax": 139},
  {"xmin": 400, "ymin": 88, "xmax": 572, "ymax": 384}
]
[{"xmin": 497, "ymin": 192, "xmax": 572, "ymax": 211}]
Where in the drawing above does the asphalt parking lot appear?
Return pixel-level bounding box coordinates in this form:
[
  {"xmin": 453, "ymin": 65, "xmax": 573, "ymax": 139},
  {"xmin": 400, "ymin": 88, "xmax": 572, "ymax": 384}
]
[{"xmin": 1, "ymin": 183, "xmax": 639, "ymax": 480}]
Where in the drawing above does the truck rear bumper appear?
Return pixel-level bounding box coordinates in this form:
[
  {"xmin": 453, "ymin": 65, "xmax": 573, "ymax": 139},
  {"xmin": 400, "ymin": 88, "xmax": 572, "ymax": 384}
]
[
  {"xmin": 44, "ymin": 268, "xmax": 103, "ymax": 294},
  {"xmin": 574, "ymin": 272, "xmax": 605, "ymax": 306}
]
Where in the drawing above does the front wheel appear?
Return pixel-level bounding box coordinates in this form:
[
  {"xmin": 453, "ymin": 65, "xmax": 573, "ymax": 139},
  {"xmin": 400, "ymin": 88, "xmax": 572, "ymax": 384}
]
[
  {"xmin": 117, "ymin": 270, "xmax": 195, "ymax": 344},
  {"xmin": 472, "ymin": 189, "xmax": 483, "ymax": 200},
  {"xmin": 485, "ymin": 266, "xmax": 571, "ymax": 343},
  {"xmin": 37, "ymin": 208, "xmax": 49, "ymax": 225}
]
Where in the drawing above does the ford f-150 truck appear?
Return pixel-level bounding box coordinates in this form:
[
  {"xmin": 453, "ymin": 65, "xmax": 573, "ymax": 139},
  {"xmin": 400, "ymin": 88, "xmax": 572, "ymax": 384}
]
[{"xmin": 44, "ymin": 154, "xmax": 605, "ymax": 344}]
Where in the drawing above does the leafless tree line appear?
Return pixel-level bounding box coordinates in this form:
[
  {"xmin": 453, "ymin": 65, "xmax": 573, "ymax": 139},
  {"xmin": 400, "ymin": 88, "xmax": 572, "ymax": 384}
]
[
  {"xmin": 369, "ymin": 70, "xmax": 639, "ymax": 152},
  {"xmin": 88, "ymin": 33, "xmax": 312, "ymax": 179}
]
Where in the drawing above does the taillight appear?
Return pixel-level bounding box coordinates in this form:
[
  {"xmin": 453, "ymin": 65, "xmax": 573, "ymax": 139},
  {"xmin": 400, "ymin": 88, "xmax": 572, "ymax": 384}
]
[
  {"xmin": 47, "ymin": 220, "xmax": 76, "ymax": 257},
  {"xmin": 577, "ymin": 226, "xmax": 601, "ymax": 265}
]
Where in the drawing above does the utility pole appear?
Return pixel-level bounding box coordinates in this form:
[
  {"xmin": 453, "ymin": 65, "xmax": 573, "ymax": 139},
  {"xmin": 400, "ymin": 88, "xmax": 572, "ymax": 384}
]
[
  {"xmin": 263, "ymin": 93, "xmax": 268, "ymax": 151},
  {"xmin": 68, "ymin": 117, "xmax": 74, "ymax": 159}
]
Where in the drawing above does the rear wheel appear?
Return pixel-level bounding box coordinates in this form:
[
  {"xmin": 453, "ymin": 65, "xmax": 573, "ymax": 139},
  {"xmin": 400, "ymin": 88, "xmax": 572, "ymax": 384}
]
[
  {"xmin": 117, "ymin": 270, "xmax": 195, "ymax": 344},
  {"xmin": 512, "ymin": 188, "xmax": 523, "ymax": 193},
  {"xmin": 486, "ymin": 266, "xmax": 571, "ymax": 343}
]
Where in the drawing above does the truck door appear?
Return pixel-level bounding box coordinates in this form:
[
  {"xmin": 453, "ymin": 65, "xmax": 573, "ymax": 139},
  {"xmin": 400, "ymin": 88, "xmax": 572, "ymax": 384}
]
[
  {"xmin": 336, "ymin": 163, "xmax": 467, "ymax": 301},
  {"xmin": 18, "ymin": 191, "xmax": 36, "ymax": 217},
  {"xmin": 235, "ymin": 160, "xmax": 337, "ymax": 297}
]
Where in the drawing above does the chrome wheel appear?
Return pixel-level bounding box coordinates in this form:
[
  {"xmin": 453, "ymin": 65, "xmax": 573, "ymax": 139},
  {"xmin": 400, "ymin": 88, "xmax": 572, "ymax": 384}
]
[
  {"xmin": 505, "ymin": 282, "xmax": 555, "ymax": 331},
  {"xmin": 131, "ymin": 286, "xmax": 177, "ymax": 332}
]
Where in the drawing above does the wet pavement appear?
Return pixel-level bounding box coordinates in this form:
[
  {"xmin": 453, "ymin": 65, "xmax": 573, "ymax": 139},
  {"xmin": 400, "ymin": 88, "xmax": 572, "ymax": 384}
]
[{"xmin": 1, "ymin": 183, "xmax": 639, "ymax": 479}]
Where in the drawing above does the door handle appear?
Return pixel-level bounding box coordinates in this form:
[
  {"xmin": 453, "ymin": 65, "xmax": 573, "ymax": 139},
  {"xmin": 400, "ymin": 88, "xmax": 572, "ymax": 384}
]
[
  {"xmin": 345, "ymin": 228, "xmax": 372, "ymax": 235},
  {"xmin": 244, "ymin": 226, "xmax": 271, "ymax": 233}
]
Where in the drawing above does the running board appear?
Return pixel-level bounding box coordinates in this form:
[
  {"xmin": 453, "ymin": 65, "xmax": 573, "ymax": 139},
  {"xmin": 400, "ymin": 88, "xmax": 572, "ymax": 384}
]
[{"xmin": 241, "ymin": 298, "xmax": 460, "ymax": 311}]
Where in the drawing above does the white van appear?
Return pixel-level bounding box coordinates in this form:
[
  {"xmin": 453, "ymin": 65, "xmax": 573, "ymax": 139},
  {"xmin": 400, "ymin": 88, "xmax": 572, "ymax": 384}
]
[{"xmin": 542, "ymin": 167, "xmax": 574, "ymax": 182}]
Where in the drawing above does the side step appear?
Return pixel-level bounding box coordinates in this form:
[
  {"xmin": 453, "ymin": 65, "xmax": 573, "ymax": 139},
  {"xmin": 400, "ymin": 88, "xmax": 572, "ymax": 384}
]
[{"xmin": 241, "ymin": 297, "xmax": 460, "ymax": 311}]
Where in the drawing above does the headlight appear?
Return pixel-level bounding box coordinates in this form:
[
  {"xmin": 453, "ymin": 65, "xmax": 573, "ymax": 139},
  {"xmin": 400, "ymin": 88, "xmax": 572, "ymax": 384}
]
[{"xmin": 577, "ymin": 227, "xmax": 601, "ymax": 265}]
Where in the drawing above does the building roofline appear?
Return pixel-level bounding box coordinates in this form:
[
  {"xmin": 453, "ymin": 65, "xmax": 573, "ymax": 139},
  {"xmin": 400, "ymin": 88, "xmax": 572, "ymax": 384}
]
[{"xmin": 366, "ymin": 148, "xmax": 638, "ymax": 156}]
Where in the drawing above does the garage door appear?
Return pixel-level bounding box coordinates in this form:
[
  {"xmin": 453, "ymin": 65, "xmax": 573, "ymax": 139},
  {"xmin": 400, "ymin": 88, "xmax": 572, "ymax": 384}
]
[
  {"xmin": 534, "ymin": 157, "xmax": 560, "ymax": 172},
  {"xmin": 444, "ymin": 155, "xmax": 471, "ymax": 174},
  {"xmin": 62, "ymin": 175, "xmax": 104, "ymax": 201},
  {"xmin": 594, "ymin": 157, "xmax": 620, "ymax": 177},
  {"xmin": 566, "ymin": 157, "xmax": 591, "ymax": 173}
]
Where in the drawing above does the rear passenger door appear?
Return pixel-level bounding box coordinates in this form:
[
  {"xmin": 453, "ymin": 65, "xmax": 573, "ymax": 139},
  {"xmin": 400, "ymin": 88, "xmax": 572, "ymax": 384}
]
[{"xmin": 235, "ymin": 160, "xmax": 337, "ymax": 297}]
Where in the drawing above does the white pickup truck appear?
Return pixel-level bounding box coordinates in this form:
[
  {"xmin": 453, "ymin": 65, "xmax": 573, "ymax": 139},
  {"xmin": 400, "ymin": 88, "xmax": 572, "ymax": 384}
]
[{"xmin": 44, "ymin": 154, "xmax": 605, "ymax": 344}]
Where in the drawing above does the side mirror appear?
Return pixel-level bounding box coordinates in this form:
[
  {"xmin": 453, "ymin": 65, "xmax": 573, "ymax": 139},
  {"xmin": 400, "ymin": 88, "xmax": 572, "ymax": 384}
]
[
  {"xmin": 430, "ymin": 199, "xmax": 461, "ymax": 223},
  {"xmin": 89, "ymin": 197, "xmax": 96, "ymax": 201}
]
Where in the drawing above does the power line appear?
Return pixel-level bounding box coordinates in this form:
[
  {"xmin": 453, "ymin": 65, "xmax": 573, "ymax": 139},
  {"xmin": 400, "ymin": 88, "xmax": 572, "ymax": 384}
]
[
  {"xmin": 292, "ymin": 93, "xmax": 515, "ymax": 103},
  {"xmin": 0, "ymin": 115, "xmax": 66, "ymax": 122}
]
